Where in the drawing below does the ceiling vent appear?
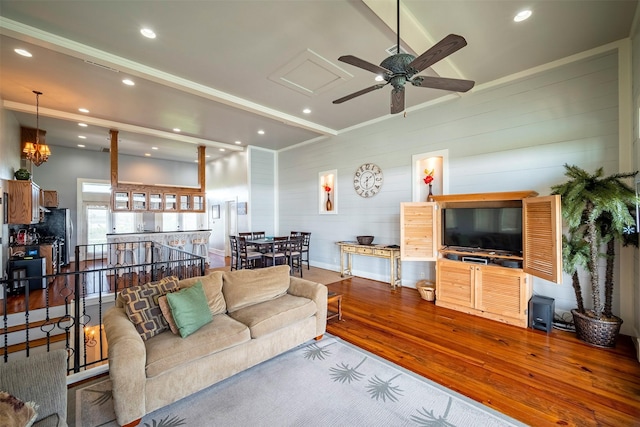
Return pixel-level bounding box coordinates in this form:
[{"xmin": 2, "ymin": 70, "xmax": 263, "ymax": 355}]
[
  {"xmin": 101, "ymin": 147, "xmax": 110, "ymax": 153},
  {"xmin": 84, "ymin": 60, "xmax": 119, "ymax": 73}
]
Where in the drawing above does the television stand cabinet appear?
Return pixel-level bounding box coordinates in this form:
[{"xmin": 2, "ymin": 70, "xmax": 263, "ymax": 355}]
[{"xmin": 401, "ymin": 190, "xmax": 562, "ymax": 329}]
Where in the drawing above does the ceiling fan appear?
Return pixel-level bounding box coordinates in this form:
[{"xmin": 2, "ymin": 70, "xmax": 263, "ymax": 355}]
[{"xmin": 333, "ymin": 0, "xmax": 475, "ymax": 114}]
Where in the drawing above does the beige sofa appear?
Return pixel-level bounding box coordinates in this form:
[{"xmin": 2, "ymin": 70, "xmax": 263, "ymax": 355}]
[{"xmin": 104, "ymin": 265, "xmax": 328, "ymax": 426}]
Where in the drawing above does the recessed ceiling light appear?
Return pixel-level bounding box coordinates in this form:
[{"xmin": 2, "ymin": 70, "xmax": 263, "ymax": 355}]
[
  {"xmin": 77, "ymin": 144, "xmax": 86, "ymax": 148},
  {"xmin": 14, "ymin": 49, "xmax": 32, "ymax": 57},
  {"xmin": 78, "ymin": 123, "xmax": 88, "ymax": 127},
  {"xmin": 173, "ymin": 128, "xmax": 181, "ymax": 132},
  {"xmin": 122, "ymin": 79, "xmax": 135, "ymax": 86},
  {"xmin": 151, "ymin": 146, "xmax": 158, "ymax": 150},
  {"xmin": 374, "ymin": 75, "xmax": 384, "ymax": 82},
  {"xmin": 514, "ymin": 10, "xmax": 532, "ymax": 22},
  {"xmin": 219, "ymin": 148, "xmax": 226, "ymax": 152},
  {"xmin": 206, "ymin": 154, "xmax": 211, "ymax": 158},
  {"xmin": 235, "ymin": 140, "xmax": 242, "ymax": 145},
  {"xmin": 78, "ymin": 135, "xmax": 87, "ymax": 139},
  {"xmin": 144, "ymin": 153, "xmax": 151, "ymax": 157},
  {"xmin": 303, "ymin": 108, "xmax": 311, "ymax": 114},
  {"xmin": 257, "ymin": 130, "xmax": 265, "ymax": 135},
  {"xmin": 79, "ymin": 108, "xmax": 90, "ymax": 113},
  {"xmin": 140, "ymin": 28, "xmax": 156, "ymax": 39}
]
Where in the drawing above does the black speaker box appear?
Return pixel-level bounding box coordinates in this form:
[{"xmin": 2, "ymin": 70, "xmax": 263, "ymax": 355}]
[{"xmin": 528, "ymin": 295, "xmax": 555, "ymax": 333}]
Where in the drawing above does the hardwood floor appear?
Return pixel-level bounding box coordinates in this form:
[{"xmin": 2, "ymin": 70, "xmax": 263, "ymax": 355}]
[{"xmin": 325, "ymin": 277, "xmax": 640, "ymax": 427}]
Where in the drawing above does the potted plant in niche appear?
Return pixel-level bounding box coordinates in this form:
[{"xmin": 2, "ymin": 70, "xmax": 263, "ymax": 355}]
[{"xmin": 551, "ymin": 164, "xmax": 638, "ymax": 347}]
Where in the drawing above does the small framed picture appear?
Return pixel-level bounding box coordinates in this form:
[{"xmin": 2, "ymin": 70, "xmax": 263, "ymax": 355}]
[
  {"xmin": 211, "ymin": 204, "xmax": 220, "ymax": 219},
  {"xmin": 238, "ymin": 202, "xmax": 247, "ymax": 215}
]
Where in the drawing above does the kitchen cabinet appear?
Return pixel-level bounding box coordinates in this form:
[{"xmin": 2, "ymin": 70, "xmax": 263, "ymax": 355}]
[
  {"xmin": 7, "ymin": 180, "xmax": 41, "ymax": 224},
  {"xmin": 131, "ymin": 192, "xmax": 147, "ymax": 210},
  {"xmin": 43, "ymin": 190, "xmax": 59, "ymax": 208},
  {"xmin": 113, "ymin": 191, "xmax": 130, "ymax": 210}
]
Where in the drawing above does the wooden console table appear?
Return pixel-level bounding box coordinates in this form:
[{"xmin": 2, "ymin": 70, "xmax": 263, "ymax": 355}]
[{"xmin": 336, "ymin": 241, "xmax": 401, "ymax": 289}]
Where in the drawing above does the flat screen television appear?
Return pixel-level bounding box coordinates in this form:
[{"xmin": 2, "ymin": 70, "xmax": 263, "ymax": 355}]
[{"xmin": 442, "ymin": 207, "xmax": 523, "ymax": 255}]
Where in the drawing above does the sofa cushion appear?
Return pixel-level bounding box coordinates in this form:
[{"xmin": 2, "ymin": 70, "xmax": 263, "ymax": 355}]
[
  {"xmin": 166, "ymin": 282, "xmax": 213, "ymax": 338},
  {"xmin": 144, "ymin": 314, "xmax": 250, "ymax": 378},
  {"xmin": 178, "ymin": 272, "xmax": 226, "ymax": 315},
  {"xmin": 120, "ymin": 276, "xmax": 180, "ymax": 340},
  {"xmin": 223, "ymin": 265, "xmax": 290, "ymax": 313},
  {"xmin": 228, "ymin": 294, "xmax": 316, "ymax": 338}
]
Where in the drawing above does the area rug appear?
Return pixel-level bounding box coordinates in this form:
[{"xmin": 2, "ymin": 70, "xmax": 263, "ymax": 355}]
[{"xmin": 76, "ymin": 336, "xmax": 526, "ymax": 427}]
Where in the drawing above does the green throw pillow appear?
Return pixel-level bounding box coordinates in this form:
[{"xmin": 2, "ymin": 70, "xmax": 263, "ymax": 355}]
[{"xmin": 166, "ymin": 281, "xmax": 212, "ymax": 338}]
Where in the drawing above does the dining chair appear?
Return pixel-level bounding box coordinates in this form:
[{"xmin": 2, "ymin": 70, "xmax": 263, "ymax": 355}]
[
  {"xmin": 289, "ymin": 231, "xmax": 301, "ymax": 237},
  {"xmin": 229, "ymin": 235, "xmax": 240, "ymax": 270},
  {"xmin": 286, "ymin": 236, "xmax": 304, "ymax": 277},
  {"xmin": 238, "ymin": 236, "xmax": 263, "ymax": 269},
  {"xmin": 252, "ymin": 231, "xmax": 266, "ymax": 239},
  {"xmin": 238, "ymin": 232, "xmax": 257, "ymax": 251},
  {"xmin": 300, "ymin": 232, "xmax": 311, "ymax": 270},
  {"xmin": 262, "ymin": 236, "xmax": 288, "ymax": 267}
]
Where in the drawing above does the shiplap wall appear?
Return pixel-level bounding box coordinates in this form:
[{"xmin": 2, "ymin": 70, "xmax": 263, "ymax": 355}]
[
  {"xmin": 278, "ymin": 50, "xmax": 620, "ymax": 317},
  {"xmin": 632, "ymin": 28, "xmax": 640, "ymax": 346}
]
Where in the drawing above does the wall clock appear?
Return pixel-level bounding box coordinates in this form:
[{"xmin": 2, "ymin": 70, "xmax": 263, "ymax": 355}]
[{"xmin": 353, "ymin": 163, "xmax": 383, "ymax": 198}]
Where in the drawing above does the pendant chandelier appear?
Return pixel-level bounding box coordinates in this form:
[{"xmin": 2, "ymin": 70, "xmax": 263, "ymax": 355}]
[{"xmin": 22, "ymin": 90, "xmax": 51, "ymax": 167}]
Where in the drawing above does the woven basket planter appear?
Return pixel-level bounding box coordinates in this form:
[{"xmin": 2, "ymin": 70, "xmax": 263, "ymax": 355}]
[{"xmin": 571, "ymin": 309, "xmax": 622, "ymax": 348}]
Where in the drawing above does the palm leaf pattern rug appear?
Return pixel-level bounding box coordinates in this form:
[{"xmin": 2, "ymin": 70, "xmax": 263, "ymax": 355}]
[{"xmin": 76, "ymin": 336, "xmax": 526, "ymax": 426}]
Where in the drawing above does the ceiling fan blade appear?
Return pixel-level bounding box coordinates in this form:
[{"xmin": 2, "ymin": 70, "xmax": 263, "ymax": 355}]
[
  {"xmin": 333, "ymin": 84, "xmax": 387, "ymax": 104},
  {"xmin": 412, "ymin": 76, "xmax": 475, "ymax": 92},
  {"xmin": 407, "ymin": 34, "xmax": 467, "ymax": 74},
  {"xmin": 390, "ymin": 87, "xmax": 405, "ymax": 114},
  {"xmin": 338, "ymin": 55, "xmax": 391, "ymax": 75}
]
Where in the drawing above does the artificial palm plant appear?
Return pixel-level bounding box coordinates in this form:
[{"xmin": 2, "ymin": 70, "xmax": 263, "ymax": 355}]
[{"xmin": 551, "ymin": 164, "xmax": 638, "ymax": 347}]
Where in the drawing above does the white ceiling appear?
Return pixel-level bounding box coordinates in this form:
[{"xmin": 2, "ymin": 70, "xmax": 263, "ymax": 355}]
[{"xmin": 0, "ymin": 0, "xmax": 637, "ymax": 163}]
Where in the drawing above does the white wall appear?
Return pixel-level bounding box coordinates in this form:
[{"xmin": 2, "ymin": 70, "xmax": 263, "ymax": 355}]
[
  {"xmin": 278, "ymin": 48, "xmax": 622, "ymax": 322},
  {"xmin": 206, "ymin": 150, "xmax": 249, "ymax": 254}
]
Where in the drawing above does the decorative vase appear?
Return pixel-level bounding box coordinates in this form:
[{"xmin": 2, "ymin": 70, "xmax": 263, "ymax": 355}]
[
  {"xmin": 14, "ymin": 168, "xmax": 30, "ymax": 180},
  {"xmin": 427, "ymin": 184, "xmax": 434, "ymax": 202},
  {"xmin": 326, "ymin": 192, "xmax": 333, "ymax": 211}
]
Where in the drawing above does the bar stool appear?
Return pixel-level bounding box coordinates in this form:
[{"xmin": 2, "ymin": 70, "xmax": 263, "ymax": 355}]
[
  {"xmin": 168, "ymin": 239, "xmax": 186, "ymax": 260},
  {"xmin": 116, "ymin": 242, "xmax": 139, "ymax": 276},
  {"xmin": 192, "ymin": 237, "xmax": 210, "ymax": 265}
]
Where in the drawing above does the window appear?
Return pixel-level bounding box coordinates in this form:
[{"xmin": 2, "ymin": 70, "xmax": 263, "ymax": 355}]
[{"xmin": 113, "ymin": 212, "xmax": 136, "ymax": 233}]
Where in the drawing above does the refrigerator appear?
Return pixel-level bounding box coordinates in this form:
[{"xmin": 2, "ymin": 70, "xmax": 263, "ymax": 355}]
[{"xmin": 36, "ymin": 208, "xmax": 72, "ymax": 266}]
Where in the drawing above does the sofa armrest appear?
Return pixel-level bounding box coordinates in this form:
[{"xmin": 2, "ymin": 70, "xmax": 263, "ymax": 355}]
[
  {"xmin": 0, "ymin": 349, "xmax": 68, "ymax": 426},
  {"xmin": 288, "ymin": 277, "xmax": 328, "ymax": 336},
  {"xmin": 103, "ymin": 306, "xmax": 147, "ymax": 426}
]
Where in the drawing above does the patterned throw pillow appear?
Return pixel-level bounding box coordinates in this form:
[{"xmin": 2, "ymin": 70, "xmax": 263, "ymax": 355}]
[
  {"xmin": 158, "ymin": 295, "xmax": 179, "ymax": 335},
  {"xmin": 0, "ymin": 391, "xmax": 38, "ymax": 427},
  {"xmin": 120, "ymin": 276, "xmax": 180, "ymax": 340}
]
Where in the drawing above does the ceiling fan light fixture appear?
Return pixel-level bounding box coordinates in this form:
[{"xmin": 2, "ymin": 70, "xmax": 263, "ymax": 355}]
[
  {"xmin": 514, "ymin": 10, "xmax": 532, "ymax": 22},
  {"xmin": 333, "ymin": 0, "xmax": 475, "ymax": 114}
]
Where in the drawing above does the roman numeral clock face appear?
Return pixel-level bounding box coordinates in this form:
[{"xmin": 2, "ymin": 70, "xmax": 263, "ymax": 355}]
[{"xmin": 353, "ymin": 163, "xmax": 383, "ymax": 198}]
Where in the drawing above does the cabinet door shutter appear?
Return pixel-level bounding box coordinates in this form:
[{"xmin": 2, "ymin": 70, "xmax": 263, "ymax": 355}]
[
  {"xmin": 400, "ymin": 202, "xmax": 438, "ymax": 261},
  {"xmin": 523, "ymin": 195, "xmax": 562, "ymax": 284}
]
